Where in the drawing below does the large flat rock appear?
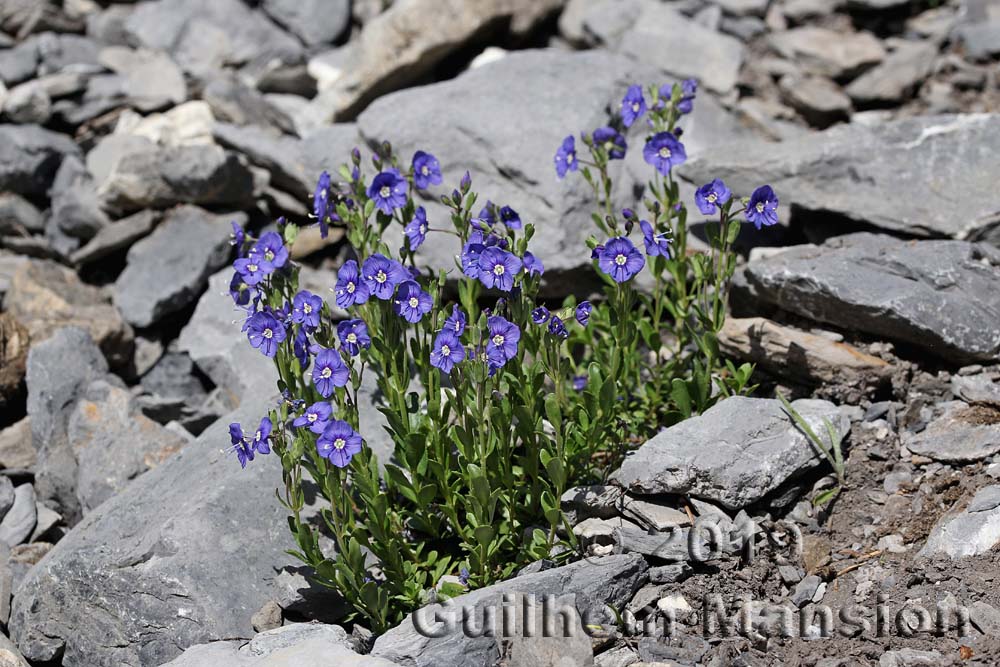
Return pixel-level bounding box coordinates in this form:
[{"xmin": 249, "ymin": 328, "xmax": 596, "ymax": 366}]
[
  {"xmin": 9, "ymin": 392, "xmax": 322, "ymax": 667},
  {"xmin": 680, "ymin": 114, "xmax": 1000, "ymax": 241},
  {"xmin": 610, "ymin": 396, "xmax": 850, "ymax": 510},
  {"xmin": 735, "ymin": 233, "xmax": 1000, "ymax": 364}
]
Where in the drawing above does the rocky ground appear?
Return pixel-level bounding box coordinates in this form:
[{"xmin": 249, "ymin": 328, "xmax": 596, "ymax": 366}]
[{"xmin": 1, "ymin": 0, "xmax": 1000, "ymax": 665}]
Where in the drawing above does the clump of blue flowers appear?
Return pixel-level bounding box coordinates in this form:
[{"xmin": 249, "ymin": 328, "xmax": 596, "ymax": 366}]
[{"xmin": 226, "ymin": 78, "xmax": 775, "ymax": 635}]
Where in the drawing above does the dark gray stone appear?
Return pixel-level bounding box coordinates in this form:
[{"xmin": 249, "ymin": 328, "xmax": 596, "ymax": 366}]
[
  {"xmin": 681, "ymin": 114, "xmax": 1000, "ymax": 241},
  {"xmin": 0, "ymin": 484, "xmax": 36, "ymax": 547},
  {"xmin": 736, "ymin": 234, "xmax": 1000, "ymax": 364},
  {"xmin": 920, "ymin": 485, "xmax": 1000, "ymax": 559},
  {"xmin": 203, "ymin": 75, "xmax": 297, "ymax": 135},
  {"xmin": 0, "ymin": 477, "xmax": 14, "ymax": 522},
  {"xmin": 954, "ymin": 21, "xmax": 1000, "ymax": 61},
  {"xmin": 26, "ymin": 327, "xmax": 109, "ymax": 521},
  {"xmin": 93, "ymin": 135, "xmax": 255, "ymax": 213},
  {"xmin": 70, "ymin": 209, "xmax": 158, "ymax": 266},
  {"xmin": 123, "ymin": 0, "xmax": 303, "ymax": 75},
  {"xmin": 611, "ymin": 396, "xmax": 850, "ymax": 510},
  {"xmin": 113, "ymin": 205, "xmax": 241, "ymax": 328},
  {"xmin": 50, "ymin": 154, "xmax": 110, "ymax": 241},
  {"xmin": 35, "ymin": 33, "xmax": 100, "ymax": 75},
  {"xmin": 371, "ymin": 554, "xmax": 647, "ymax": 667},
  {"xmin": 213, "ymin": 121, "xmax": 360, "ymax": 199},
  {"xmin": 0, "ymin": 123, "xmax": 78, "ymax": 198},
  {"xmin": 141, "ymin": 351, "xmax": 207, "ymax": 403},
  {"xmin": 357, "ymin": 49, "xmax": 756, "ymax": 296},
  {"xmin": 777, "ymin": 73, "xmax": 851, "ymax": 128},
  {"xmin": 904, "ymin": 402, "xmax": 1000, "ymax": 463},
  {"xmin": 8, "ymin": 392, "xmax": 344, "ymax": 667},
  {"xmin": 791, "ymin": 574, "xmax": 821, "ymax": 608},
  {"xmin": 2, "ymin": 79, "xmax": 51, "ymax": 124},
  {"xmin": 262, "ymin": 0, "xmax": 351, "ymax": 46}
]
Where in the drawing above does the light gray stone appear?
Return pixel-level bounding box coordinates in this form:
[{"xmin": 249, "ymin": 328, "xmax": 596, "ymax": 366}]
[
  {"xmin": 203, "ymin": 75, "xmax": 296, "ymax": 135},
  {"xmin": 70, "ymin": 209, "xmax": 158, "ymax": 266},
  {"xmin": 371, "ymin": 554, "xmax": 646, "ymax": 667},
  {"xmin": 0, "ymin": 478, "xmax": 13, "ymax": 522},
  {"xmin": 611, "ymin": 396, "xmax": 850, "ymax": 510},
  {"xmin": 113, "ymin": 205, "xmax": 242, "ymax": 328},
  {"xmin": 905, "ymin": 402, "xmax": 1000, "ymax": 463},
  {"xmin": 98, "ymin": 46, "xmax": 187, "ymax": 112},
  {"xmin": 9, "ymin": 392, "xmax": 345, "ymax": 667},
  {"xmin": 769, "ymin": 27, "xmax": 885, "ymax": 80},
  {"xmin": 920, "ymin": 485, "xmax": 1000, "ymax": 559},
  {"xmin": 0, "ymin": 484, "xmax": 35, "ymax": 547},
  {"xmin": 954, "ymin": 21, "xmax": 1000, "ymax": 61},
  {"xmin": 262, "ymin": 0, "xmax": 351, "ymax": 47},
  {"xmin": 2, "ymin": 80, "xmax": 51, "ymax": 124},
  {"xmin": 734, "ymin": 234, "xmax": 1000, "ymax": 364},
  {"xmin": 0, "ymin": 418, "xmax": 36, "ymax": 471},
  {"xmin": 952, "ymin": 373, "xmax": 1000, "ymax": 407},
  {"xmin": 0, "ymin": 193, "xmax": 43, "ymax": 235},
  {"xmin": 791, "ymin": 574, "xmax": 821, "ymax": 607},
  {"xmin": 777, "ymin": 73, "xmax": 851, "ymax": 128},
  {"xmin": 845, "ymin": 40, "xmax": 936, "ymax": 105},
  {"xmin": 879, "ymin": 648, "xmax": 946, "ymax": 667},
  {"xmin": 684, "ymin": 114, "xmax": 1000, "ymax": 240}
]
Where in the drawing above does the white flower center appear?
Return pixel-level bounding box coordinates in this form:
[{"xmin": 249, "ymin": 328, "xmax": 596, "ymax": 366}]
[
  {"xmin": 408, "ymin": 297, "xmax": 419, "ymax": 308},
  {"xmin": 379, "ymin": 186, "xmax": 391, "ymax": 198},
  {"xmin": 375, "ymin": 270, "xmax": 387, "ymax": 284},
  {"xmin": 615, "ymin": 254, "xmax": 627, "ymax": 266},
  {"xmin": 263, "ymin": 328, "xmax": 273, "ymax": 339},
  {"xmin": 307, "ymin": 413, "xmax": 317, "ymax": 422},
  {"xmin": 333, "ymin": 437, "xmax": 346, "ymax": 450},
  {"xmin": 303, "ymin": 304, "xmax": 312, "ymax": 314},
  {"xmin": 421, "ymin": 165, "xmax": 430, "ymax": 176},
  {"xmin": 248, "ymin": 264, "xmax": 258, "ymax": 272},
  {"xmin": 632, "ymin": 102, "xmax": 640, "ymax": 112},
  {"xmin": 321, "ymin": 367, "xmax": 332, "ymax": 378},
  {"xmin": 707, "ymin": 193, "xmax": 717, "ymax": 203},
  {"xmin": 756, "ymin": 202, "xmax": 765, "ymax": 213},
  {"xmin": 347, "ymin": 281, "xmax": 356, "ymax": 294},
  {"xmin": 658, "ymin": 147, "xmax": 671, "ymax": 159},
  {"xmin": 255, "ymin": 430, "xmax": 262, "ymax": 441},
  {"xmin": 420, "ymin": 224, "xmax": 426, "ymax": 234},
  {"xmin": 492, "ymin": 334, "xmax": 504, "ymax": 346},
  {"xmin": 493, "ymin": 264, "xmax": 505, "ymax": 276},
  {"xmin": 347, "ymin": 333, "xmax": 357, "ymax": 343},
  {"xmin": 265, "ymin": 249, "xmax": 274, "ymax": 261},
  {"xmin": 566, "ymin": 153, "xmax": 574, "ymax": 163},
  {"xmin": 441, "ymin": 344, "xmax": 451, "ymax": 356}
]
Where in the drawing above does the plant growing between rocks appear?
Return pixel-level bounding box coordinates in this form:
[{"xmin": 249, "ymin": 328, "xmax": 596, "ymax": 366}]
[{"xmin": 223, "ymin": 81, "xmax": 777, "ymax": 633}]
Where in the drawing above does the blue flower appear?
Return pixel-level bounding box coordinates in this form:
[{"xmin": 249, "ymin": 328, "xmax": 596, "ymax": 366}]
[
  {"xmin": 292, "ymin": 290, "xmax": 323, "ymax": 330},
  {"xmin": 598, "ymin": 237, "xmax": 645, "ymax": 283},
  {"xmin": 572, "ymin": 375, "xmax": 588, "ymax": 391},
  {"xmin": 233, "ymin": 256, "xmax": 269, "ymax": 286},
  {"xmin": 334, "ymin": 259, "xmax": 371, "ymax": 308},
  {"xmin": 230, "ymin": 221, "xmax": 245, "ymax": 255},
  {"xmin": 412, "ymin": 151, "xmax": 442, "ymax": 190},
  {"xmin": 317, "ymin": 419, "xmax": 363, "ymax": 468},
  {"xmin": 486, "ymin": 315, "xmax": 520, "ymax": 365},
  {"xmin": 246, "ymin": 311, "xmax": 287, "ymax": 357},
  {"xmin": 478, "ymin": 247, "xmax": 522, "ymax": 292},
  {"xmin": 251, "ymin": 417, "xmax": 272, "ymax": 455},
  {"xmin": 476, "ymin": 201, "xmax": 496, "ymax": 228},
  {"xmin": 252, "ymin": 231, "xmax": 289, "ymax": 272},
  {"xmin": 639, "ymin": 220, "xmax": 671, "ymax": 258},
  {"xmin": 293, "ymin": 327, "xmax": 310, "ymax": 369},
  {"xmin": 575, "ymin": 301, "xmax": 592, "ymax": 326},
  {"xmin": 367, "ymin": 170, "xmax": 408, "ymax": 215},
  {"xmin": 292, "ymin": 401, "xmax": 333, "ymax": 434},
  {"xmin": 393, "ymin": 280, "xmax": 433, "ymax": 323},
  {"xmin": 499, "ymin": 205, "xmax": 521, "ymax": 230},
  {"xmin": 229, "ymin": 423, "xmax": 254, "ymax": 468},
  {"xmin": 404, "ymin": 207, "xmax": 428, "ymax": 250},
  {"xmin": 554, "ymin": 135, "xmax": 578, "ymax": 179},
  {"xmin": 695, "ymin": 179, "xmax": 732, "ymax": 216},
  {"xmin": 745, "ymin": 185, "xmax": 779, "ymax": 229},
  {"xmin": 532, "ymin": 306, "xmax": 550, "ymax": 324},
  {"xmin": 621, "ymin": 85, "xmax": 646, "ymax": 128},
  {"xmin": 314, "ymin": 171, "xmax": 332, "ymax": 238},
  {"xmin": 523, "ymin": 251, "xmax": 544, "ymax": 276},
  {"xmin": 643, "ymin": 132, "xmax": 687, "ymax": 175},
  {"xmin": 461, "ymin": 232, "xmax": 487, "ymax": 277},
  {"xmin": 678, "ymin": 79, "xmax": 697, "ymax": 115},
  {"xmin": 229, "ymin": 271, "xmax": 254, "ymax": 307},
  {"xmin": 547, "ymin": 315, "xmax": 568, "ymax": 339},
  {"xmin": 362, "ymin": 254, "xmax": 408, "ymax": 301},
  {"xmin": 430, "ymin": 330, "xmax": 465, "ymax": 373},
  {"xmin": 443, "ymin": 305, "xmax": 467, "ymax": 336},
  {"xmin": 337, "ymin": 318, "xmax": 371, "ymax": 356},
  {"xmin": 312, "ymin": 347, "xmax": 349, "ymax": 397},
  {"xmin": 592, "ymin": 126, "xmax": 627, "ymax": 160}
]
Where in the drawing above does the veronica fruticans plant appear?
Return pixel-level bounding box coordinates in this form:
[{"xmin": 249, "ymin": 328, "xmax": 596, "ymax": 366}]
[
  {"xmin": 555, "ymin": 80, "xmax": 774, "ymax": 451},
  {"xmin": 223, "ymin": 141, "xmax": 631, "ymax": 632}
]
